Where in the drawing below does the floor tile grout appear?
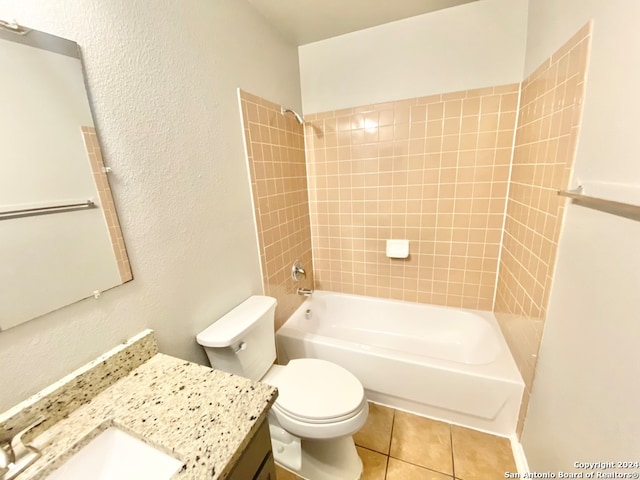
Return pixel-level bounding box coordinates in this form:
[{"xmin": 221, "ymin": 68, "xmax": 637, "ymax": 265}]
[
  {"xmin": 384, "ymin": 406, "xmax": 395, "ymax": 479},
  {"xmin": 387, "ymin": 452, "xmax": 454, "ymax": 478},
  {"xmin": 450, "ymin": 423, "xmax": 456, "ymax": 479},
  {"xmin": 388, "ymin": 406, "xmax": 396, "ymax": 455},
  {"xmin": 357, "ymin": 439, "xmax": 458, "ymax": 478},
  {"xmin": 351, "ymin": 402, "xmax": 515, "ymax": 480},
  {"xmin": 383, "ymin": 453, "xmax": 389, "ymax": 480}
]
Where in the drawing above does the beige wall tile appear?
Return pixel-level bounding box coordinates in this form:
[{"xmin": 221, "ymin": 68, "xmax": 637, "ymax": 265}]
[
  {"xmin": 494, "ymin": 23, "xmax": 592, "ymax": 434},
  {"xmin": 305, "ymin": 85, "xmax": 519, "ymax": 309},
  {"xmin": 80, "ymin": 126, "xmax": 132, "ymax": 284},
  {"xmin": 240, "ymin": 91, "xmax": 314, "ymax": 330}
]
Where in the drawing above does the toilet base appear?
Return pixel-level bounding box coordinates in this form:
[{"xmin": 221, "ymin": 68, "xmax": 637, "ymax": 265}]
[{"xmin": 275, "ymin": 435, "xmax": 362, "ymax": 480}]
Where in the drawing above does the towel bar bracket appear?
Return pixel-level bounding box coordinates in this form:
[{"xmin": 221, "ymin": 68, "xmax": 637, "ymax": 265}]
[{"xmin": 557, "ymin": 185, "xmax": 640, "ymax": 221}]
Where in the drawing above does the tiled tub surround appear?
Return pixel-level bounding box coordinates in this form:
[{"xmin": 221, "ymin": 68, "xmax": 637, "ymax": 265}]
[
  {"xmin": 304, "ymin": 85, "xmax": 519, "ymax": 311},
  {"xmin": 0, "ymin": 331, "xmax": 277, "ymax": 480},
  {"xmin": 240, "ymin": 90, "xmax": 315, "ymax": 330},
  {"xmin": 494, "ymin": 22, "xmax": 592, "ymax": 435},
  {"xmin": 80, "ymin": 126, "xmax": 132, "ymax": 284}
]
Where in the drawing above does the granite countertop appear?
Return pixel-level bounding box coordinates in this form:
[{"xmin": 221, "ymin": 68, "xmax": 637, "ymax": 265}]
[{"xmin": 22, "ymin": 353, "xmax": 277, "ymax": 480}]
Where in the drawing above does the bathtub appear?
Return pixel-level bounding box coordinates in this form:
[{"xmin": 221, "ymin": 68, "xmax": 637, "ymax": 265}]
[{"xmin": 276, "ymin": 291, "xmax": 524, "ymax": 436}]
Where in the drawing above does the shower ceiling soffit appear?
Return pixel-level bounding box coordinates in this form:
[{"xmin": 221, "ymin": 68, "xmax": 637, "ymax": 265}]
[{"xmin": 247, "ymin": 0, "xmax": 479, "ymax": 46}]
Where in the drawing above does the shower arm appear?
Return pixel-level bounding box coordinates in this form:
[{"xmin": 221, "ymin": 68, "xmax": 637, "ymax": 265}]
[{"xmin": 280, "ymin": 107, "xmax": 304, "ymax": 125}]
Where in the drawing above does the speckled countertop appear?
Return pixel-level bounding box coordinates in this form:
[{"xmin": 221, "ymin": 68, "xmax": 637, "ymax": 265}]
[{"xmin": 22, "ymin": 353, "xmax": 277, "ymax": 480}]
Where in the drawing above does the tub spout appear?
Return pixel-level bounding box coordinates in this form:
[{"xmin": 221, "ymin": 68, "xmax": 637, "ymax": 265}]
[{"xmin": 297, "ymin": 288, "xmax": 313, "ymax": 297}]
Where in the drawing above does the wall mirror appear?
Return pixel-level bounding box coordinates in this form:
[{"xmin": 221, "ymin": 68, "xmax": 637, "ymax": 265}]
[{"xmin": 0, "ymin": 22, "xmax": 132, "ymax": 331}]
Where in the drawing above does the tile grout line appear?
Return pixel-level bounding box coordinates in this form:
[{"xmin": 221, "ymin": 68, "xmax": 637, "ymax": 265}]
[
  {"xmin": 384, "ymin": 405, "xmax": 460, "ymax": 479},
  {"xmin": 385, "ymin": 408, "xmax": 396, "ymax": 479},
  {"xmin": 386, "ymin": 452, "xmax": 457, "ymax": 478},
  {"xmin": 385, "ymin": 407, "xmax": 456, "ymax": 479},
  {"xmin": 353, "ymin": 402, "xmax": 516, "ymax": 480},
  {"xmin": 354, "ymin": 445, "xmax": 390, "ymax": 479},
  {"xmin": 383, "ymin": 453, "xmax": 389, "ymax": 480},
  {"xmin": 388, "ymin": 407, "xmax": 396, "ymax": 450}
]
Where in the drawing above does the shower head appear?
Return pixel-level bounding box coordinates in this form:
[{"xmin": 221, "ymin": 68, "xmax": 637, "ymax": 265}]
[{"xmin": 281, "ymin": 107, "xmax": 304, "ymax": 125}]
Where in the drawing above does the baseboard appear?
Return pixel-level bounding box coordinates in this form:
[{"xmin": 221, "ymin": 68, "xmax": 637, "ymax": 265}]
[{"xmin": 510, "ymin": 435, "xmax": 530, "ymax": 475}]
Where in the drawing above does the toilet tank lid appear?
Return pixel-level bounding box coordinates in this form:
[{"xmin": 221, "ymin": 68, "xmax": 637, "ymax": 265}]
[{"xmin": 196, "ymin": 296, "xmax": 277, "ymax": 347}]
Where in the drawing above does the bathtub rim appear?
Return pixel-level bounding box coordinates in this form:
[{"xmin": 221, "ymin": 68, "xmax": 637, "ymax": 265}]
[{"xmin": 278, "ymin": 290, "xmax": 524, "ymax": 385}]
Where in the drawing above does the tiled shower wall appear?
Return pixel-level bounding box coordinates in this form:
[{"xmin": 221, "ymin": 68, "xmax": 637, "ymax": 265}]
[
  {"xmin": 239, "ymin": 91, "xmax": 314, "ymax": 330},
  {"xmin": 241, "ymin": 24, "xmax": 590, "ymax": 435},
  {"xmin": 81, "ymin": 126, "xmax": 132, "ymax": 283},
  {"xmin": 494, "ymin": 23, "xmax": 592, "ymax": 435},
  {"xmin": 304, "ymin": 86, "xmax": 519, "ymax": 310}
]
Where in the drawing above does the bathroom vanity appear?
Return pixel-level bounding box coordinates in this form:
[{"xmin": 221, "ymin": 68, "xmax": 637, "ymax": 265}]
[{"xmin": 0, "ymin": 330, "xmax": 277, "ymax": 480}]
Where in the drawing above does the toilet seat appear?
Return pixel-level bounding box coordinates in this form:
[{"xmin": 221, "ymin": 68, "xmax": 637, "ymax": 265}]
[
  {"xmin": 263, "ymin": 359, "xmax": 368, "ymax": 439},
  {"xmin": 273, "ymin": 398, "xmax": 367, "ymax": 425},
  {"xmin": 275, "ymin": 358, "xmax": 365, "ymax": 422}
]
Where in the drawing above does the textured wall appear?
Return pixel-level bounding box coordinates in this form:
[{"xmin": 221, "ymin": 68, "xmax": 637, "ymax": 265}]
[
  {"xmin": 240, "ymin": 91, "xmax": 314, "ymax": 330},
  {"xmin": 305, "ymin": 85, "xmax": 518, "ymax": 310},
  {"xmin": 0, "ymin": 0, "xmax": 301, "ymax": 411},
  {"xmin": 494, "ymin": 23, "xmax": 592, "ymax": 436}
]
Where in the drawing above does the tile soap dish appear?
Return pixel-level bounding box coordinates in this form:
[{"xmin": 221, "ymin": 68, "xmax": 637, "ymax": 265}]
[{"xmin": 386, "ymin": 239, "xmax": 409, "ymax": 259}]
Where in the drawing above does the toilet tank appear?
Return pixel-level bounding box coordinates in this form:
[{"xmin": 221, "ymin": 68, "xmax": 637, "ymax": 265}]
[{"xmin": 196, "ymin": 296, "xmax": 277, "ymax": 381}]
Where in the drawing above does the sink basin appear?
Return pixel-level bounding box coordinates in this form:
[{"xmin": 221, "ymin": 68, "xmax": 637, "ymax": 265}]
[{"xmin": 46, "ymin": 427, "xmax": 183, "ymax": 480}]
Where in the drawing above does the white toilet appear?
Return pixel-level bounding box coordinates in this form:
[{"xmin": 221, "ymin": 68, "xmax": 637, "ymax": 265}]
[{"xmin": 196, "ymin": 296, "xmax": 368, "ymax": 480}]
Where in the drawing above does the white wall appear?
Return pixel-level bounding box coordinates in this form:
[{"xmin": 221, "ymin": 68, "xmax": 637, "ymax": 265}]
[
  {"xmin": 298, "ymin": 0, "xmax": 528, "ymax": 113},
  {"xmin": 521, "ymin": 1, "xmax": 640, "ymax": 471},
  {"xmin": 0, "ymin": 0, "xmax": 301, "ymax": 411}
]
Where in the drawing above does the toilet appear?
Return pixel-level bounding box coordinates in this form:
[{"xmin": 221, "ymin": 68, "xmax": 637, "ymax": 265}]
[{"xmin": 196, "ymin": 295, "xmax": 368, "ymax": 480}]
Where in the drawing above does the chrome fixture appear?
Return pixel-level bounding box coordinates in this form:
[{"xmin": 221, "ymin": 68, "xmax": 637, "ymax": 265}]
[
  {"xmin": 0, "ymin": 20, "xmax": 30, "ymax": 36},
  {"xmin": 1, "ymin": 416, "xmax": 44, "ymax": 480},
  {"xmin": 291, "ymin": 260, "xmax": 306, "ymax": 282},
  {"xmin": 280, "ymin": 107, "xmax": 304, "ymax": 125},
  {"xmin": 558, "ymin": 184, "xmax": 640, "ymax": 222},
  {"xmin": 0, "ymin": 200, "xmax": 96, "ymax": 221},
  {"xmin": 297, "ymin": 288, "xmax": 313, "ymax": 297}
]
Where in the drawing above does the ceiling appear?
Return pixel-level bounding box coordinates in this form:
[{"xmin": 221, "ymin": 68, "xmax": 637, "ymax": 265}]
[{"xmin": 247, "ymin": 0, "xmax": 479, "ymax": 46}]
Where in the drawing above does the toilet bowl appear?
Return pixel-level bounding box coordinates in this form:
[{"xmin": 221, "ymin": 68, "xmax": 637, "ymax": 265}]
[
  {"xmin": 262, "ymin": 359, "xmax": 368, "ymax": 478},
  {"xmin": 264, "ymin": 359, "xmax": 368, "ymax": 438},
  {"xmin": 196, "ymin": 295, "xmax": 368, "ymax": 480}
]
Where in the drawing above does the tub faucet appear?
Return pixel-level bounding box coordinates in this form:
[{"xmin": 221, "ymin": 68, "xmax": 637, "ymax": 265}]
[
  {"xmin": 297, "ymin": 288, "xmax": 313, "ymax": 297},
  {"xmin": 291, "ymin": 260, "xmax": 307, "ymax": 282},
  {"xmin": 1, "ymin": 416, "xmax": 44, "ymax": 480}
]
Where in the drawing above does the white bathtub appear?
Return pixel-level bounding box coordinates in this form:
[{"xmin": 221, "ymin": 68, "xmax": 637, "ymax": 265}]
[{"xmin": 276, "ymin": 291, "xmax": 524, "ymax": 436}]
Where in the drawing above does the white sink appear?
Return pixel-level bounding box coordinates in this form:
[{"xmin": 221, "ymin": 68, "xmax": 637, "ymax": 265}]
[{"xmin": 46, "ymin": 427, "xmax": 183, "ymax": 480}]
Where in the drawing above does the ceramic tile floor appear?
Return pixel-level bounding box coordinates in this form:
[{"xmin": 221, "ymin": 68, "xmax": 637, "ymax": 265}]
[{"xmin": 275, "ymin": 402, "xmax": 517, "ymax": 480}]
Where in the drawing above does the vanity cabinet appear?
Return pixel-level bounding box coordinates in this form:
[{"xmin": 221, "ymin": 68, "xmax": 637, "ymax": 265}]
[{"xmin": 227, "ymin": 419, "xmax": 275, "ymax": 480}]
